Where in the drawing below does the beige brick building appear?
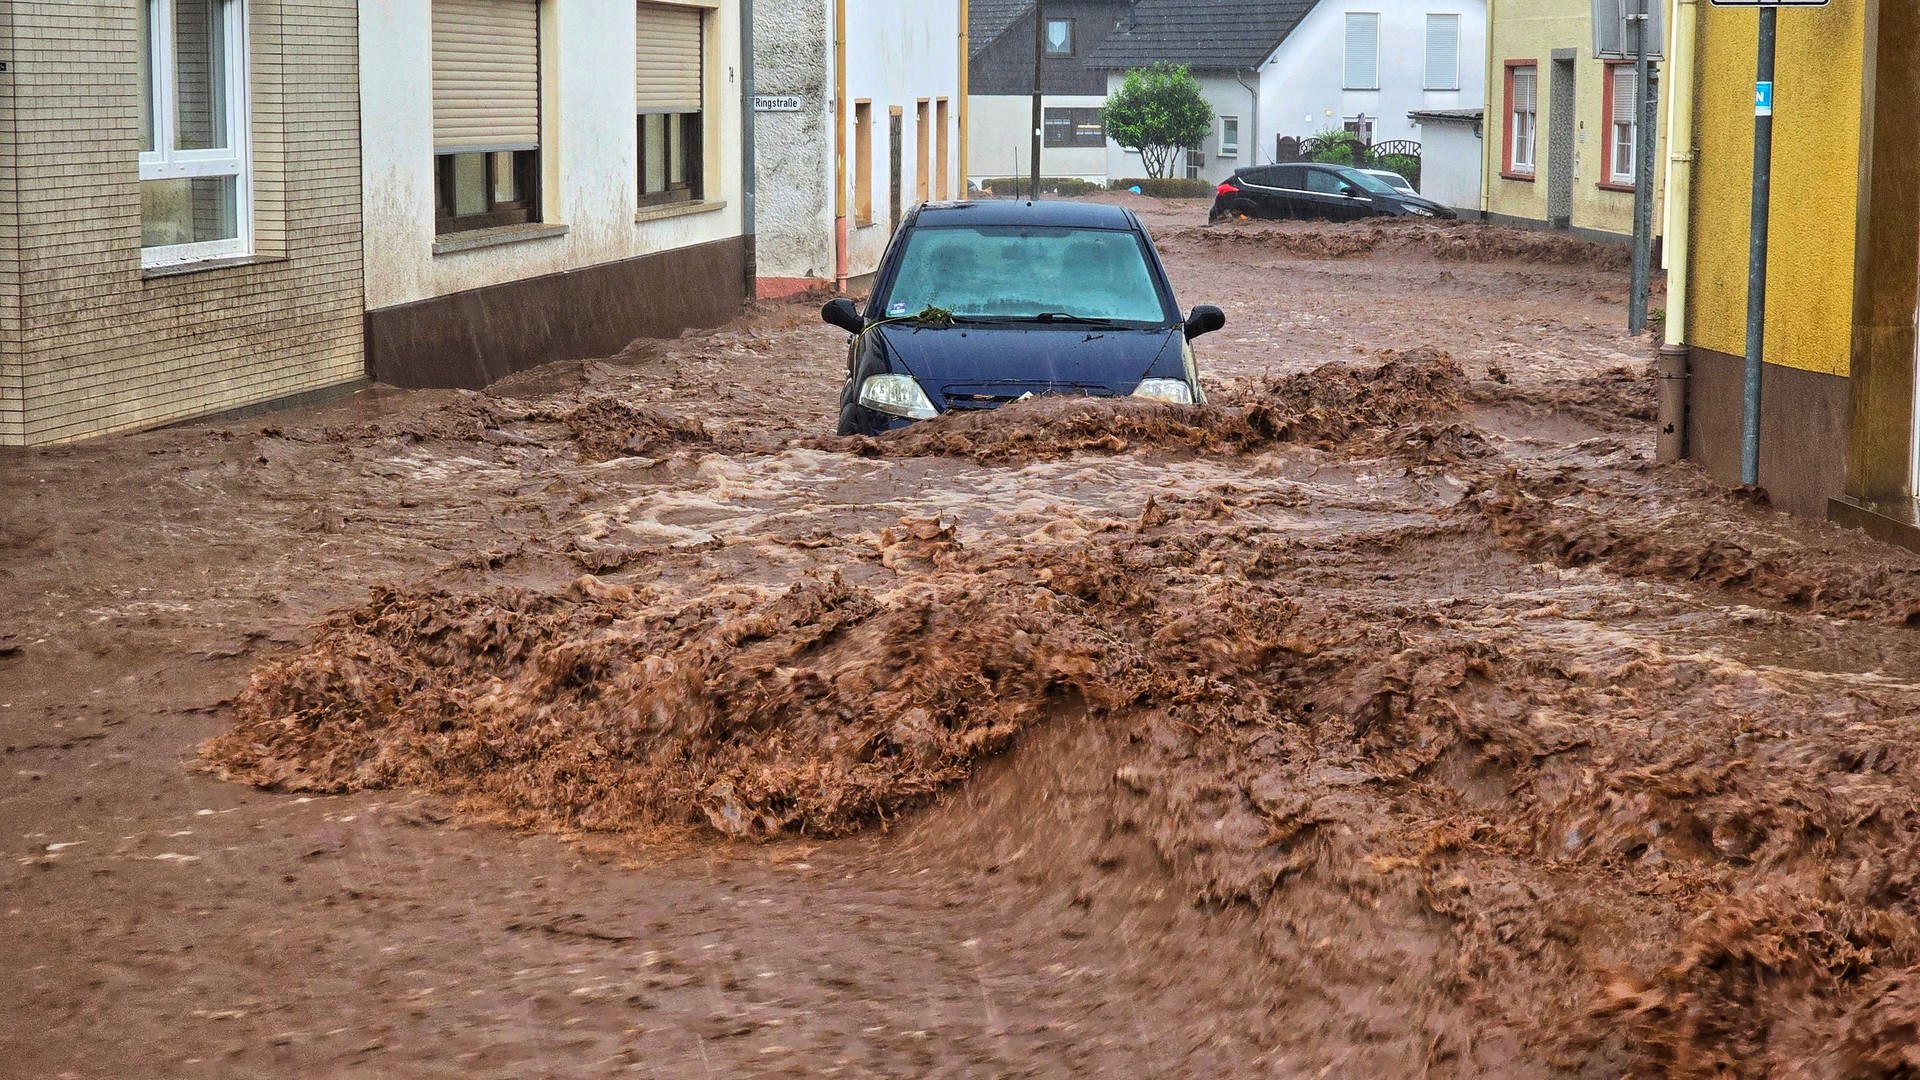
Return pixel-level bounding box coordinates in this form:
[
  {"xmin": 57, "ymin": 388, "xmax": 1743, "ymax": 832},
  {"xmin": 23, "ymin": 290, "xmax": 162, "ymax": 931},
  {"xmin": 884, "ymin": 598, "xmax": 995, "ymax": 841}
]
[{"xmin": 0, "ymin": 0, "xmax": 364, "ymax": 446}]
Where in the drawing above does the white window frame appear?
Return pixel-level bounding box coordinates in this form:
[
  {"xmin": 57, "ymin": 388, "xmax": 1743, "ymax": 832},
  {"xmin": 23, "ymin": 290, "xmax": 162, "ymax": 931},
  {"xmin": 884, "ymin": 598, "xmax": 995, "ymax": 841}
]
[
  {"xmin": 1609, "ymin": 66, "xmax": 1636, "ymax": 185},
  {"xmin": 1510, "ymin": 68, "xmax": 1537, "ymax": 173},
  {"xmin": 1424, "ymin": 14, "xmax": 1460, "ymax": 91},
  {"xmin": 1219, "ymin": 115, "xmax": 1239, "ymax": 158},
  {"xmin": 1344, "ymin": 12, "xmax": 1380, "ymax": 91},
  {"xmin": 140, "ymin": 0, "xmax": 253, "ymax": 268}
]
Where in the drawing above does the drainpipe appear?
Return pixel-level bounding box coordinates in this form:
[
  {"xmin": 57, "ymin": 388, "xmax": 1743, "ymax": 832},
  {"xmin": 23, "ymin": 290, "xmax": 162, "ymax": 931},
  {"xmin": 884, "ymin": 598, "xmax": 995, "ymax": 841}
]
[
  {"xmin": 958, "ymin": 0, "xmax": 970, "ymax": 188},
  {"xmin": 1656, "ymin": 0, "xmax": 1699, "ymax": 463},
  {"xmin": 833, "ymin": 0, "xmax": 848, "ymax": 293},
  {"xmin": 1479, "ymin": 0, "xmax": 1496, "ymax": 219},
  {"xmin": 1236, "ymin": 67, "xmax": 1260, "ymax": 164},
  {"xmin": 740, "ymin": 0, "xmax": 756, "ymax": 298}
]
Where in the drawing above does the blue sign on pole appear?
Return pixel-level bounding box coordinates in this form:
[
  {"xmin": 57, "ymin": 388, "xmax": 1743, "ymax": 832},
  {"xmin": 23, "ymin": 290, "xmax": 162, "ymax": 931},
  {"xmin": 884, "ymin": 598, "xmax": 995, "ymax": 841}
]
[{"xmin": 1755, "ymin": 80, "xmax": 1774, "ymax": 115}]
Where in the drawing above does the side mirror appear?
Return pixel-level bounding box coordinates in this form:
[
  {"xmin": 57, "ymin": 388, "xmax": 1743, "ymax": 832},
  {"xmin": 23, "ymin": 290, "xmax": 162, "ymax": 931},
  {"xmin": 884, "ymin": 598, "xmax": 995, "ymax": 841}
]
[
  {"xmin": 1338, "ymin": 183, "xmax": 1358, "ymax": 197},
  {"xmin": 822, "ymin": 298, "xmax": 864, "ymax": 334},
  {"xmin": 1184, "ymin": 305, "xmax": 1226, "ymax": 341}
]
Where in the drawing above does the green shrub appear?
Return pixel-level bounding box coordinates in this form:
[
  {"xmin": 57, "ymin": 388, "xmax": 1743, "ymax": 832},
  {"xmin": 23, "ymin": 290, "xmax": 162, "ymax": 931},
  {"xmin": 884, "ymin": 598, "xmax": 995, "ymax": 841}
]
[
  {"xmin": 1103, "ymin": 64, "xmax": 1215, "ymax": 179},
  {"xmin": 976, "ymin": 177, "xmax": 1102, "ymax": 198},
  {"xmin": 1108, "ymin": 177, "xmax": 1217, "ymax": 199},
  {"xmin": 1372, "ymin": 152, "xmax": 1421, "ymax": 190}
]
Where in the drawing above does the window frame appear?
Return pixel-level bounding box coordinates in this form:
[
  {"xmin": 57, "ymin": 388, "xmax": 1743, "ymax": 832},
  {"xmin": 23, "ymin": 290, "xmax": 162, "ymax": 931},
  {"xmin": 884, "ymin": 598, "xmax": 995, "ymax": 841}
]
[
  {"xmin": 1219, "ymin": 115, "xmax": 1240, "ymax": 159},
  {"xmin": 1042, "ymin": 106, "xmax": 1105, "ymax": 148},
  {"xmin": 1343, "ymin": 12, "xmax": 1381, "ymax": 91},
  {"xmin": 139, "ymin": 0, "xmax": 254, "ymax": 267},
  {"xmin": 436, "ymin": 149, "xmax": 541, "ymax": 231},
  {"xmin": 854, "ymin": 100, "xmax": 874, "ymax": 226},
  {"xmin": 1424, "ymin": 13, "xmax": 1460, "ymax": 91},
  {"xmin": 1601, "ymin": 60, "xmax": 1637, "ymax": 190},
  {"xmin": 637, "ymin": 110, "xmax": 704, "ymax": 208},
  {"xmin": 1502, "ymin": 61, "xmax": 1538, "ymax": 180},
  {"xmin": 1043, "ymin": 17, "xmax": 1075, "ymax": 56}
]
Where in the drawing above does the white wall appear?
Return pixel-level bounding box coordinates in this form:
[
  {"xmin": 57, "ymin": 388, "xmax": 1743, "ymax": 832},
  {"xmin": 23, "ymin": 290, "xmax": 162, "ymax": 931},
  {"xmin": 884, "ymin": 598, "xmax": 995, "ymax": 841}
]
[
  {"xmin": 752, "ymin": 0, "xmax": 834, "ymax": 283},
  {"xmin": 1103, "ymin": 73, "xmax": 1259, "ymax": 186},
  {"xmin": 1414, "ymin": 117, "xmax": 1482, "ymax": 211},
  {"xmin": 360, "ymin": 0, "xmax": 745, "ymax": 311},
  {"xmin": 1256, "ymin": 0, "xmax": 1486, "ymax": 165},
  {"xmin": 967, "ymin": 94, "xmax": 1110, "ymax": 183}
]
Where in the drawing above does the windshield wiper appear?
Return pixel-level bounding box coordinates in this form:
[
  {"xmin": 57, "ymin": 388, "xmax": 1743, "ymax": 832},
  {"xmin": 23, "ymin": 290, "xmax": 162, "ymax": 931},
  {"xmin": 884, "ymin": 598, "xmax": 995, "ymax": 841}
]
[{"xmin": 1031, "ymin": 312, "xmax": 1116, "ymax": 325}]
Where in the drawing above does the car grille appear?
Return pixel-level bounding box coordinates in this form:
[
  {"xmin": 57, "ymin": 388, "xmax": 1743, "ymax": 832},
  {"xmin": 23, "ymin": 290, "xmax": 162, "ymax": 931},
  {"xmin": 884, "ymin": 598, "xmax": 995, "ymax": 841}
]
[{"xmin": 940, "ymin": 384, "xmax": 1119, "ymax": 410}]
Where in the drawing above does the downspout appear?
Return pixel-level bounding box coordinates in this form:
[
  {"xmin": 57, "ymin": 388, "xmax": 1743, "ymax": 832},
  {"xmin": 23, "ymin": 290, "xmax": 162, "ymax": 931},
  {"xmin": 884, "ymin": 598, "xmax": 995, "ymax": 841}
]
[
  {"xmin": 958, "ymin": 0, "xmax": 970, "ymax": 189},
  {"xmin": 1235, "ymin": 67, "xmax": 1259, "ymax": 164},
  {"xmin": 1656, "ymin": 0, "xmax": 1699, "ymax": 462},
  {"xmin": 740, "ymin": 0, "xmax": 757, "ymax": 298},
  {"xmin": 833, "ymin": 0, "xmax": 848, "ymax": 293},
  {"xmin": 1479, "ymin": 0, "xmax": 1495, "ymax": 219}
]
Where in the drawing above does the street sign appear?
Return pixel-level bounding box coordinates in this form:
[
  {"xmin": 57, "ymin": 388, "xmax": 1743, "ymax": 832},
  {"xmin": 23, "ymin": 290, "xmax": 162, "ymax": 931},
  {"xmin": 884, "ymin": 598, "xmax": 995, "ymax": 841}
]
[
  {"xmin": 753, "ymin": 95, "xmax": 802, "ymax": 112},
  {"xmin": 1755, "ymin": 80, "xmax": 1773, "ymax": 114}
]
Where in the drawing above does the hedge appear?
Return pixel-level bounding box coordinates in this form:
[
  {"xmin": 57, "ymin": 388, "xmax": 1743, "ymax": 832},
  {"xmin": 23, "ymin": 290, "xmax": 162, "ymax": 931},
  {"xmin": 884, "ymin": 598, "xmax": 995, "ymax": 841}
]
[
  {"xmin": 976, "ymin": 177, "xmax": 1103, "ymax": 197},
  {"xmin": 1108, "ymin": 177, "xmax": 1217, "ymax": 198}
]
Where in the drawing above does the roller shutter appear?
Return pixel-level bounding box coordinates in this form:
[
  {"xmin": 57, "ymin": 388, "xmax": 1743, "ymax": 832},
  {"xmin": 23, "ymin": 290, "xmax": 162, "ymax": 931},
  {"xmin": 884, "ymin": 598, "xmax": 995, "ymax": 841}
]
[
  {"xmin": 636, "ymin": 3, "xmax": 703, "ymax": 113},
  {"xmin": 1343, "ymin": 12, "xmax": 1379, "ymax": 90},
  {"xmin": 433, "ymin": 0, "xmax": 541, "ymax": 153},
  {"xmin": 1425, "ymin": 14, "xmax": 1458, "ymax": 90}
]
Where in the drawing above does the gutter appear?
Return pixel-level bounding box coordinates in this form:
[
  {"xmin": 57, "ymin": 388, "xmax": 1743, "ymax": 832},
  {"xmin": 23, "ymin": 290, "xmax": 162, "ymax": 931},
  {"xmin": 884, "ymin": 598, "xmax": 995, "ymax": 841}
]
[
  {"xmin": 958, "ymin": 0, "xmax": 970, "ymax": 187},
  {"xmin": 1656, "ymin": 0, "xmax": 1699, "ymax": 462},
  {"xmin": 833, "ymin": 0, "xmax": 848, "ymax": 293},
  {"xmin": 740, "ymin": 0, "xmax": 756, "ymax": 295}
]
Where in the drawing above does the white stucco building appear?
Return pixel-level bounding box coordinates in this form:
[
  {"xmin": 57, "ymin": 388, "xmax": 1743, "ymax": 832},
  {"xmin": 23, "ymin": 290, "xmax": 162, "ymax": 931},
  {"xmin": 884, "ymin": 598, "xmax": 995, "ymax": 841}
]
[
  {"xmin": 359, "ymin": 0, "xmax": 751, "ymax": 387},
  {"xmin": 752, "ymin": 0, "xmax": 966, "ymax": 296},
  {"xmin": 1088, "ymin": 0, "xmax": 1486, "ymax": 187}
]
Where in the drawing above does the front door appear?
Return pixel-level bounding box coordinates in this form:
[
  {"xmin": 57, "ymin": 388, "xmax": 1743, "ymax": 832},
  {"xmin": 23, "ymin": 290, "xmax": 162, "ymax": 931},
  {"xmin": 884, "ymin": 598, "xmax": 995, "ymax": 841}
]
[{"xmin": 889, "ymin": 108, "xmax": 903, "ymax": 235}]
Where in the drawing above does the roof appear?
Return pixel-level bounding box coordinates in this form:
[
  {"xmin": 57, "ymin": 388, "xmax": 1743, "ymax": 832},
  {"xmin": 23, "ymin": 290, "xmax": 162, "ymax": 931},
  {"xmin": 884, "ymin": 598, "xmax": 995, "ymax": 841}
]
[
  {"xmin": 1086, "ymin": 0, "xmax": 1316, "ymax": 70},
  {"xmin": 1408, "ymin": 108, "xmax": 1484, "ymax": 123},
  {"xmin": 968, "ymin": 0, "xmax": 1034, "ymax": 58},
  {"xmin": 913, "ymin": 199, "xmax": 1140, "ymax": 230}
]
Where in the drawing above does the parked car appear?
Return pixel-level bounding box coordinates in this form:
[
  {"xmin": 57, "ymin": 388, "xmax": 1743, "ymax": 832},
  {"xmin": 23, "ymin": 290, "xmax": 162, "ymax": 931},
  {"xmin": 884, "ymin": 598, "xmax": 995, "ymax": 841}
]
[
  {"xmin": 1360, "ymin": 168, "xmax": 1418, "ymax": 197},
  {"xmin": 822, "ymin": 200, "xmax": 1225, "ymax": 436},
  {"xmin": 1210, "ymin": 163, "xmax": 1456, "ymax": 223}
]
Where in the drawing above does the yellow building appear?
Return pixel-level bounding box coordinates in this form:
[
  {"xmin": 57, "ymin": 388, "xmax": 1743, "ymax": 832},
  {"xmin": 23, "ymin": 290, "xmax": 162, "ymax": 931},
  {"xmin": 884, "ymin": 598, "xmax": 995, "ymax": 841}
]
[
  {"xmin": 1482, "ymin": 0, "xmax": 1669, "ymax": 242},
  {"xmin": 1668, "ymin": 0, "xmax": 1918, "ymax": 537}
]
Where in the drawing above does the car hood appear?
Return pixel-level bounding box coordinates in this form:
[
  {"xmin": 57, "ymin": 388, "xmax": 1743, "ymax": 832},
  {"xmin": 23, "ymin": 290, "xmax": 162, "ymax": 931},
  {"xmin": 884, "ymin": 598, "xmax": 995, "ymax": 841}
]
[
  {"xmin": 1394, "ymin": 193, "xmax": 1453, "ymax": 216},
  {"xmin": 872, "ymin": 323, "xmax": 1184, "ymax": 396}
]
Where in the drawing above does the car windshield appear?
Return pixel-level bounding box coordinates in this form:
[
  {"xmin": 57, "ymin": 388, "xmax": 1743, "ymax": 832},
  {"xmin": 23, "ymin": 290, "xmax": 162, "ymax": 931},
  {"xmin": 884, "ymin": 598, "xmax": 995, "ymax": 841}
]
[
  {"xmin": 1344, "ymin": 169, "xmax": 1400, "ymax": 196},
  {"xmin": 879, "ymin": 225, "xmax": 1172, "ymax": 325}
]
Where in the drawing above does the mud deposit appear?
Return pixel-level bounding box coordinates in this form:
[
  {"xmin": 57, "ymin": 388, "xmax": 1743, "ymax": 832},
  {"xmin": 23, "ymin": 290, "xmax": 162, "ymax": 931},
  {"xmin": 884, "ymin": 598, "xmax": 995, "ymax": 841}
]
[{"xmin": 1, "ymin": 212, "xmax": 1906, "ymax": 1078}]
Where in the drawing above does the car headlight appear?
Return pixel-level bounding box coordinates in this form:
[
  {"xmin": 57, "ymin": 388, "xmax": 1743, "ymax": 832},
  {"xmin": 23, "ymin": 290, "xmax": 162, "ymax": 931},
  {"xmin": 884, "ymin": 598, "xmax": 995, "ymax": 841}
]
[
  {"xmin": 858, "ymin": 374, "xmax": 939, "ymax": 419},
  {"xmin": 1405, "ymin": 205, "xmax": 1435, "ymax": 217},
  {"xmin": 1132, "ymin": 378, "xmax": 1195, "ymax": 405}
]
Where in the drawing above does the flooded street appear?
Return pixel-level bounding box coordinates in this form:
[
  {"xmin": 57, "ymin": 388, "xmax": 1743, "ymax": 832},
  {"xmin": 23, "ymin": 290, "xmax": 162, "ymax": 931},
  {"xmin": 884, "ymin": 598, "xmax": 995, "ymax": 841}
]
[{"xmin": 9, "ymin": 196, "xmax": 1920, "ymax": 1077}]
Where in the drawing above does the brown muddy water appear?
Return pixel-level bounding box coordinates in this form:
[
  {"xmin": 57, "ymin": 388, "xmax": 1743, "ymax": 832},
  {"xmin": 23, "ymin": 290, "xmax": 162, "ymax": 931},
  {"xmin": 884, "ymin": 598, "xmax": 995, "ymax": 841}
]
[{"xmin": 7, "ymin": 204, "xmax": 1920, "ymax": 1077}]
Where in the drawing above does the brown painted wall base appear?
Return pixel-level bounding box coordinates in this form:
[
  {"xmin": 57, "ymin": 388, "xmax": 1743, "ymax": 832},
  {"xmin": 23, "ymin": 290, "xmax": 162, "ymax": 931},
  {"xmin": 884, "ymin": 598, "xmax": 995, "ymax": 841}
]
[
  {"xmin": 366, "ymin": 237, "xmax": 750, "ymax": 389},
  {"xmin": 1684, "ymin": 346, "xmax": 1849, "ymax": 519}
]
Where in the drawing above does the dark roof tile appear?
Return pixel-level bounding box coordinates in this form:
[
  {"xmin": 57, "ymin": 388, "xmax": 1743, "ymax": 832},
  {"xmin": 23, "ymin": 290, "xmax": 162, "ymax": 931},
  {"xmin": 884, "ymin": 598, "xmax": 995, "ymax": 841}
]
[{"xmin": 1086, "ymin": 0, "xmax": 1317, "ymax": 70}]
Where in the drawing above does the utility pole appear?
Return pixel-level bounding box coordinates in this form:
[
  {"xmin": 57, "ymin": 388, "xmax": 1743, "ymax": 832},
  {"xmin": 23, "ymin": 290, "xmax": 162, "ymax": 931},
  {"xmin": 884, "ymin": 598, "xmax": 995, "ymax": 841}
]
[
  {"xmin": 1031, "ymin": 0, "xmax": 1044, "ymax": 200},
  {"xmin": 1627, "ymin": 1, "xmax": 1659, "ymax": 335},
  {"xmin": 1740, "ymin": 5, "xmax": 1776, "ymax": 485}
]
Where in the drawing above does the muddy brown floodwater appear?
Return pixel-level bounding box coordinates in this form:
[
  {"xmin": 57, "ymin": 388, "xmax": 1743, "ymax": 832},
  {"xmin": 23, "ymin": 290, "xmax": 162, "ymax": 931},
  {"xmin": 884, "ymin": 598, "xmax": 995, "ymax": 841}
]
[{"xmin": 8, "ymin": 199, "xmax": 1920, "ymax": 1078}]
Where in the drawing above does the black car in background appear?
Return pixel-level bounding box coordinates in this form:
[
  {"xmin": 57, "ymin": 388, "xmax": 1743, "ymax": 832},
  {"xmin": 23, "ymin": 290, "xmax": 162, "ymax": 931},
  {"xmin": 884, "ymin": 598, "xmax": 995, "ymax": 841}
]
[
  {"xmin": 1210, "ymin": 163, "xmax": 1457, "ymax": 223},
  {"xmin": 822, "ymin": 200, "xmax": 1224, "ymax": 436}
]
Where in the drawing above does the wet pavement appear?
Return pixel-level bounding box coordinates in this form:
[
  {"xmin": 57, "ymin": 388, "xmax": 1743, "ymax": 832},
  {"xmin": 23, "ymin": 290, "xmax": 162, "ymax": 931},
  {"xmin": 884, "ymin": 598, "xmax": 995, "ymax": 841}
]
[{"xmin": 7, "ymin": 197, "xmax": 1920, "ymax": 1077}]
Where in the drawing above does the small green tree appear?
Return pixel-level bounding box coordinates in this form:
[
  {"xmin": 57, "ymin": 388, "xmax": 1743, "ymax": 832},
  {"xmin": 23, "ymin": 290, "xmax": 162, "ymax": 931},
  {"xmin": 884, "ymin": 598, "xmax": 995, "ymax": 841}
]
[{"xmin": 1102, "ymin": 64, "xmax": 1214, "ymax": 180}]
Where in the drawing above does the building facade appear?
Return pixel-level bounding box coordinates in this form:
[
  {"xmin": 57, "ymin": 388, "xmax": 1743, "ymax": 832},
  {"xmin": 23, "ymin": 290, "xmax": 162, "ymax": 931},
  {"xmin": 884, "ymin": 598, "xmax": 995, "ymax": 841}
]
[
  {"xmin": 0, "ymin": 0, "xmax": 365, "ymax": 445},
  {"xmin": 966, "ymin": 0, "xmax": 1130, "ymax": 184},
  {"xmin": 1481, "ymin": 0, "xmax": 1668, "ymax": 241},
  {"xmin": 752, "ymin": 0, "xmax": 966, "ymax": 297},
  {"xmin": 360, "ymin": 0, "xmax": 751, "ymax": 388}
]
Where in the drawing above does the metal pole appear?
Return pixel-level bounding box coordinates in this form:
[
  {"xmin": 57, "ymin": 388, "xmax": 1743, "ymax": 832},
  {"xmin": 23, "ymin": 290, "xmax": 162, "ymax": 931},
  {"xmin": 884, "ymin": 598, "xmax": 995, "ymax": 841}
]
[
  {"xmin": 1031, "ymin": 0, "xmax": 1044, "ymax": 200},
  {"xmin": 1628, "ymin": 3, "xmax": 1657, "ymax": 334},
  {"xmin": 1740, "ymin": 6, "xmax": 1776, "ymax": 486}
]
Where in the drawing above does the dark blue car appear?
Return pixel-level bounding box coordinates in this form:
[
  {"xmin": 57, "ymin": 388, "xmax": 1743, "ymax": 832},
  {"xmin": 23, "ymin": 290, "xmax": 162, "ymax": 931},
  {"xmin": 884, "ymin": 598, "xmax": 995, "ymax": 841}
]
[{"xmin": 822, "ymin": 200, "xmax": 1225, "ymax": 435}]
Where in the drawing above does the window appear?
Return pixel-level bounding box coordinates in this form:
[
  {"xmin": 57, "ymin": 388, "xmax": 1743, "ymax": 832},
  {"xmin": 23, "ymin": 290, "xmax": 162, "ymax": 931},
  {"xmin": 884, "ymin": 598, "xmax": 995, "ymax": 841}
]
[
  {"xmin": 1219, "ymin": 116, "xmax": 1240, "ymax": 158},
  {"xmin": 1344, "ymin": 12, "xmax": 1380, "ymax": 90},
  {"xmin": 637, "ymin": 2, "xmax": 706, "ymax": 207},
  {"xmin": 1606, "ymin": 63, "xmax": 1637, "ymax": 186},
  {"xmin": 1505, "ymin": 63, "xmax": 1538, "ymax": 176},
  {"xmin": 1425, "ymin": 14, "xmax": 1460, "ymax": 90},
  {"xmin": 935, "ymin": 98, "xmax": 950, "ymax": 200},
  {"xmin": 1185, "ymin": 148, "xmax": 1205, "ymax": 180},
  {"xmin": 433, "ymin": 0, "xmax": 541, "ymax": 234},
  {"xmin": 1044, "ymin": 18, "xmax": 1074, "ymax": 55},
  {"xmin": 854, "ymin": 100, "xmax": 873, "ymax": 225},
  {"xmin": 1343, "ymin": 115, "xmax": 1374, "ymax": 144},
  {"xmin": 1304, "ymin": 168, "xmax": 1345, "ymax": 194},
  {"xmin": 139, "ymin": 0, "xmax": 251, "ymax": 266},
  {"xmin": 1043, "ymin": 107, "xmax": 1105, "ymax": 148}
]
